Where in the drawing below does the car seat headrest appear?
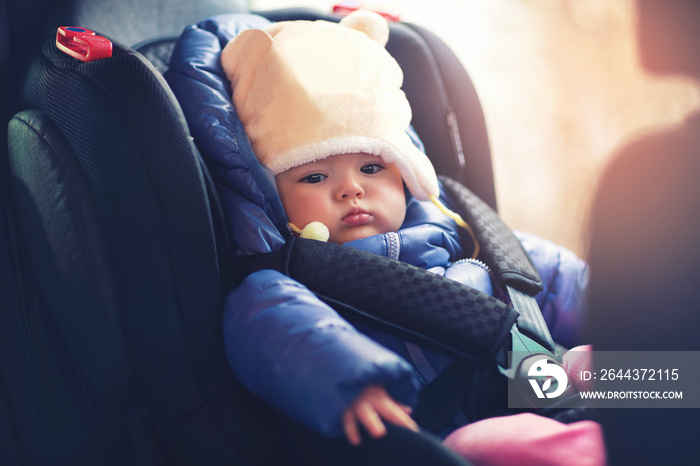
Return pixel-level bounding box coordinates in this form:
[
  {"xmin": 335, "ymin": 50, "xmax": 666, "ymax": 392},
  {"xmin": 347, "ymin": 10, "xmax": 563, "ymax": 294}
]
[{"xmin": 50, "ymin": 0, "xmax": 249, "ymax": 47}]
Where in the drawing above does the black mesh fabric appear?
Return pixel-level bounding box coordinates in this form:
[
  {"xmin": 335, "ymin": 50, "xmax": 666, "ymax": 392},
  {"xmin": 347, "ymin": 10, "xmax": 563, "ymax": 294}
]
[
  {"xmin": 440, "ymin": 176, "xmax": 543, "ymax": 295},
  {"xmin": 0, "ymin": 193, "xmax": 134, "ymax": 466},
  {"xmin": 284, "ymin": 238, "xmax": 518, "ymax": 360},
  {"xmin": 18, "ymin": 35, "xmax": 283, "ymax": 465},
  {"xmin": 9, "ymin": 109, "xmax": 128, "ymax": 398}
]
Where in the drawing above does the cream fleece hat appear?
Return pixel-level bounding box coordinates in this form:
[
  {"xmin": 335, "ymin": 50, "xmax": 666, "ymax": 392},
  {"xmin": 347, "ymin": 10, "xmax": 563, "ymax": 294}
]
[{"xmin": 220, "ymin": 10, "xmax": 439, "ymax": 201}]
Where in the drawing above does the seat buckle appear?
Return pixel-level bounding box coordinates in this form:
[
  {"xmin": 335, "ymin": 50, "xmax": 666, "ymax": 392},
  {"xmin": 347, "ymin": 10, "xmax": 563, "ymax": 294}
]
[{"xmin": 56, "ymin": 27, "xmax": 113, "ymax": 62}]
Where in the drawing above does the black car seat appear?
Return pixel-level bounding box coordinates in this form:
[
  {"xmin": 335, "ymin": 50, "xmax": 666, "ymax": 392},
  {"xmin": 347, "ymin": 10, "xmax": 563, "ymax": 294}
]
[{"xmin": 1, "ymin": 1, "xmax": 493, "ymax": 465}]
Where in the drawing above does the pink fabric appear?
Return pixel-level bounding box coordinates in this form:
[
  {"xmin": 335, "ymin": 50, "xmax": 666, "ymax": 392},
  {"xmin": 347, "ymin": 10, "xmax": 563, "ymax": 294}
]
[{"xmin": 443, "ymin": 413, "xmax": 606, "ymax": 466}]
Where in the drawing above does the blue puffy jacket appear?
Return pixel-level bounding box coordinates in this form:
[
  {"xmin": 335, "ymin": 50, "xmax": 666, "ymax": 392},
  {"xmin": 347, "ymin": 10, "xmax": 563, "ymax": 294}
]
[{"xmin": 165, "ymin": 14, "xmax": 589, "ymax": 439}]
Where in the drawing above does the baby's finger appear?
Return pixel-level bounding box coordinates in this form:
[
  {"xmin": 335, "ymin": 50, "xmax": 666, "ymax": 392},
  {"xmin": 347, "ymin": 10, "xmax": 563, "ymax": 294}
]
[
  {"xmin": 377, "ymin": 400, "xmax": 419, "ymax": 432},
  {"xmin": 342, "ymin": 410, "xmax": 362, "ymax": 446},
  {"xmin": 356, "ymin": 403, "xmax": 387, "ymax": 439}
]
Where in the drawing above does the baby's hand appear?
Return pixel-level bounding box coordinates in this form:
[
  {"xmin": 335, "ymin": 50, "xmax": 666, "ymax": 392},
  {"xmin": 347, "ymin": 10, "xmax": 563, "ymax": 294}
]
[{"xmin": 342, "ymin": 385, "xmax": 419, "ymax": 446}]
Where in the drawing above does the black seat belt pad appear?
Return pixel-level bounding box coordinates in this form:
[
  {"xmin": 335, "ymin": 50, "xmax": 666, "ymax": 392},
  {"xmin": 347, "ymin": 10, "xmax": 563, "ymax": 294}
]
[
  {"xmin": 286, "ymin": 238, "xmax": 518, "ymax": 360},
  {"xmin": 232, "ymin": 237, "xmax": 519, "ymax": 360}
]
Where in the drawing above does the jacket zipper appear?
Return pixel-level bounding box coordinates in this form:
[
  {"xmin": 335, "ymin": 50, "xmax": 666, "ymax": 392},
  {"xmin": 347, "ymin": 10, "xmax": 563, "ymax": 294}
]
[{"xmin": 453, "ymin": 257, "xmax": 490, "ymax": 272}]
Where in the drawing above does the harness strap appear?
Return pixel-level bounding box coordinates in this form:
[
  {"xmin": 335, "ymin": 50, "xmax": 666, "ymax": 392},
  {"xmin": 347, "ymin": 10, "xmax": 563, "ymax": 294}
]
[
  {"xmin": 414, "ymin": 291, "xmax": 556, "ymax": 434},
  {"xmin": 439, "ymin": 177, "xmax": 554, "ymax": 351},
  {"xmin": 508, "ymin": 285, "xmax": 555, "ymax": 352}
]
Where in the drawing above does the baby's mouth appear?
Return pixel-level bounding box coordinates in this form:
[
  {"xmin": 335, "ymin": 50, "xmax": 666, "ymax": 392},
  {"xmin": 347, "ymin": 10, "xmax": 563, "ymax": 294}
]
[{"xmin": 342, "ymin": 208, "xmax": 371, "ymax": 226}]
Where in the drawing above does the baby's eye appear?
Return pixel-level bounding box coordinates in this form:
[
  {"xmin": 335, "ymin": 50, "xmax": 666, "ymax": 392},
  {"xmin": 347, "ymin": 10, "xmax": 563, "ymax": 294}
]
[
  {"xmin": 301, "ymin": 173, "xmax": 327, "ymax": 184},
  {"xmin": 360, "ymin": 163, "xmax": 384, "ymax": 175}
]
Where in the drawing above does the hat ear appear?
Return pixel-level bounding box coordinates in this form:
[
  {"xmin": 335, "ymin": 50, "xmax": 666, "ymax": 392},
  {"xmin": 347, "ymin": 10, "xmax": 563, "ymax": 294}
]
[
  {"xmin": 221, "ymin": 28, "xmax": 273, "ymax": 92},
  {"xmin": 339, "ymin": 10, "xmax": 390, "ymax": 47}
]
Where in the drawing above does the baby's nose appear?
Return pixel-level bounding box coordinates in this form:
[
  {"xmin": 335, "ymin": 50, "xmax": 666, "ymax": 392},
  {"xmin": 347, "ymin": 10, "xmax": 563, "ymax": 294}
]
[{"xmin": 338, "ymin": 175, "xmax": 365, "ymax": 199}]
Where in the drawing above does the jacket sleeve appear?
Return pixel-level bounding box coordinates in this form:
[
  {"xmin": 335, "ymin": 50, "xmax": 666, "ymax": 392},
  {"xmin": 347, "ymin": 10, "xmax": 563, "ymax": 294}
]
[
  {"xmin": 223, "ymin": 269, "xmax": 420, "ymax": 437},
  {"xmin": 515, "ymin": 231, "xmax": 589, "ymax": 348}
]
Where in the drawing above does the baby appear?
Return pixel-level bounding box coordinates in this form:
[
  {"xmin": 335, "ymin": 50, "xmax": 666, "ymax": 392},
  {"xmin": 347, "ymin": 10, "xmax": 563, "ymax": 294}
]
[{"xmin": 212, "ymin": 9, "xmax": 595, "ymax": 461}]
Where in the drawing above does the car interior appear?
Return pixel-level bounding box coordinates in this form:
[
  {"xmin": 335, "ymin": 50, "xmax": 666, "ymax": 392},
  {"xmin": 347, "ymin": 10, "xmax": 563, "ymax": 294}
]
[{"xmin": 3, "ymin": 1, "xmax": 700, "ymax": 465}]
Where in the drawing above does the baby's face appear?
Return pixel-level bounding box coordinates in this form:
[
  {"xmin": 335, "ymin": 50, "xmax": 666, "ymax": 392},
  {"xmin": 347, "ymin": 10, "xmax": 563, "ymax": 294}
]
[{"xmin": 275, "ymin": 153, "xmax": 406, "ymax": 244}]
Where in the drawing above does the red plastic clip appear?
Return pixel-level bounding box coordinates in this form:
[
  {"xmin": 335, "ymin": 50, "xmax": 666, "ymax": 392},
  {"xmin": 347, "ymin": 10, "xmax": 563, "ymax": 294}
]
[
  {"xmin": 56, "ymin": 27, "xmax": 113, "ymax": 62},
  {"xmin": 332, "ymin": 1, "xmax": 401, "ymax": 22}
]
